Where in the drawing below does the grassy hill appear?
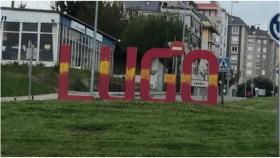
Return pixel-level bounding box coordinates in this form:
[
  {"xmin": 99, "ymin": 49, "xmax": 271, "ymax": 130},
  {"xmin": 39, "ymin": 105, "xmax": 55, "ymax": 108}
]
[
  {"xmin": 1, "ymin": 64, "xmax": 58, "ymax": 97},
  {"xmin": 1, "ymin": 97, "xmax": 279, "ymax": 156},
  {"xmin": 1, "ymin": 64, "xmax": 123, "ymax": 97}
]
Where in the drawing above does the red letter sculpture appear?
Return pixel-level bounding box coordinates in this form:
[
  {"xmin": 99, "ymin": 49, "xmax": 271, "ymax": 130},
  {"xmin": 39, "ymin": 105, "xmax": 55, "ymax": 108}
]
[
  {"xmin": 58, "ymin": 45, "xmax": 93, "ymax": 101},
  {"xmin": 98, "ymin": 46, "xmax": 137, "ymax": 101},
  {"xmin": 140, "ymin": 48, "xmax": 180, "ymax": 103},
  {"xmin": 181, "ymin": 50, "xmax": 218, "ymax": 105}
]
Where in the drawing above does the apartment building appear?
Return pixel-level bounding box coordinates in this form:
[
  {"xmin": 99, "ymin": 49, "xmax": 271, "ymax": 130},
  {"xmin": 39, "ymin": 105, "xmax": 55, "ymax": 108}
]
[
  {"xmin": 227, "ymin": 15, "xmax": 248, "ymax": 85},
  {"xmin": 246, "ymin": 26, "xmax": 279, "ymax": 84},
  {"xmin": 195, "ymin": 1, "xmax": 228, "ymax": 58},
  {"xmin": 199, "ymin": 13, "xmax": 218, "ymax": 54}
]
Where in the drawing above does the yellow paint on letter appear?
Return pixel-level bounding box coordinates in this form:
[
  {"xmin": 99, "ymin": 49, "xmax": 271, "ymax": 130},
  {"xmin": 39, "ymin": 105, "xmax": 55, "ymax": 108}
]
[
  {"xmin": 60, "ymin": 62, "xmax": 69, "ymax": 74},
  {"xmin": 164, "ymin": 74, "xmax": 176, "ymax": 83},
  {"xmin": 181, "ymin": 74, "xmax": 191, "ymax": 84},
  {"xmin": 208, "ymin": 74, "xmax": 218, "ymax": 86},
  {"xmin": 100, "ymin": 60, "xmax": 109, "ymax": 75},
  {"xmin": 125, "ymin": 67, "xmax": 135, "ymax": 81},
  {"xmin": 141, "ymin": 69, "xmax": 150, "ymax": 80}
]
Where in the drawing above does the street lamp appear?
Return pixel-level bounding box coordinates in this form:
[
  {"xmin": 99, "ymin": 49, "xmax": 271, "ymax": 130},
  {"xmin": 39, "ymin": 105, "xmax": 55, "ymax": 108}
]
[
  {"xmin": 179, "ymin": 1, "xmax": 188, "ymax": 94},
  {"xmin": 90, "ymin": 1, "xmax": 99, "ymax": 96},
  {"xmin": 230, "ymin": 1, "xmax": 238, "ymax": 16}
]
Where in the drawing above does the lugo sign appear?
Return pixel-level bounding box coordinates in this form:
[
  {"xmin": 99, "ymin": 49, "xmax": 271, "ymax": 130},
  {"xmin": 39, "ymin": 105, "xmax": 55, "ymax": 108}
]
[{"xmin": 58, "ymin": 43, "xmax": 219, "ymax": 105}]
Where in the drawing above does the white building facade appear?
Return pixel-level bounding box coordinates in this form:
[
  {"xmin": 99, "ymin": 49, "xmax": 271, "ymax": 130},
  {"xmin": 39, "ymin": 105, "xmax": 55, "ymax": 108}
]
[{"xmin": 0, "ymin": 7, "xmax": 116, "ymax": 71}]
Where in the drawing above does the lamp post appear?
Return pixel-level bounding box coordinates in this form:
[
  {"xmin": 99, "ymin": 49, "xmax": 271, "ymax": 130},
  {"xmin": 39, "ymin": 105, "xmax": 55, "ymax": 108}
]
[
  {"xmin": 230, "ymin": 1, "xmax": 238, "ymax": 16},
  {"xmin": 90, "ymin": 1, "xmax": 99, "ymax": 96},
  {"xmin": 179, "ymin": 1, "xmax": 188, "ymax": 94}
]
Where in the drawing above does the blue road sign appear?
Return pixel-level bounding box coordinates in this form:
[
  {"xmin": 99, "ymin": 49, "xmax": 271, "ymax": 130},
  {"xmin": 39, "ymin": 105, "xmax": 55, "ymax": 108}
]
[
  {"xmin": 269, "ymin": 13, "xmax": 280, "ymax": 42},
  {"xmin": 218, "ymin": 58, "xmax": 230, "ymax": 72}
]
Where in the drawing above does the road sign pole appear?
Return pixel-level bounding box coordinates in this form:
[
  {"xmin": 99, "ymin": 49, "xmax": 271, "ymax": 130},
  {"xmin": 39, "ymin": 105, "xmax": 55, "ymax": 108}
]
[
  {"xmin": 219, "ymin": 58, "xmax": 230, "ymax": 104},
  {"xmin": 251, "ymin": 78, "xmax": 254, "ymax": 95},
  {"xmin": 27, "ymin": 40, "xmax": 33, "ymax": 100},
  {"xmin": 276, "ymin": 57, "xmax": 280, "ymax": 143},
  {"xmin": 227, "ymin": 71, "xmax": 230, "ymax": 97},
  {"xmin": 268, "ymin": 13, "xmax": 280, "ymax": 144},
  {"xmin": 221, "ymin": 72, "xmax": 224, "ymax": 105}
]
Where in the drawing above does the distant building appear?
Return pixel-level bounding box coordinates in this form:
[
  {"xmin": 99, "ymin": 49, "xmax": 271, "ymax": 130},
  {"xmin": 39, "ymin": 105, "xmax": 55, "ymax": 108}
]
[
  {"xmin": 196, "ymin": 1, "xmax": 228, "ymax": 58},
  {"xmin": 1, "ymin": 7, "xmax": 116, "ymax": 72},
  {"xmin": 227, "ymin": 15, "xmax": 248, "ymax": 86},
  {"xmin": 246, "ymin": 26, "xmax": 279, "ymax": 84},
  {"xmin": 199, "ymin": 13, "xmax": 218, "ymax": 54}
]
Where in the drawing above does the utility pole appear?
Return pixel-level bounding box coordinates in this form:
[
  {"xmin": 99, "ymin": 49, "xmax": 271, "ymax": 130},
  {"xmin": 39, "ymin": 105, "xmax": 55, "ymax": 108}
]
[
  {"xmin": 27, "ymin": 41, "xmax": 33, "ymax": 100},
  {"xmin": 180, "ymin": 1, "xmax": 187, "ymax": 94},
  {"xmin": 90, "ymin": 1, "xmax": 99, "ymax": 96}
]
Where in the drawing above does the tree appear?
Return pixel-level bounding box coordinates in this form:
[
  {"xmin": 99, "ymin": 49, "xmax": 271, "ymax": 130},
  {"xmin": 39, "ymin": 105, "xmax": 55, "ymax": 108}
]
[
  {"xmin": 120, "ymin": 15, "xmax": 183, "ymax": 56},
  {"xmin": 55, "ymin": 1, "xmax": 81, "ymax": 16},
  {"xmin": 55, "ymin": 1, "xmax": 124, "ymax": 38},
  {"xmin": 237, "ymin": 76, "xmax": 273, "ymax": 97}
]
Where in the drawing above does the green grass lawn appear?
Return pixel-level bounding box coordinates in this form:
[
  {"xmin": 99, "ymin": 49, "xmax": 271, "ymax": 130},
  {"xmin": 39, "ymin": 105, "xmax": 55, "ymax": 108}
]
[
  {"xmin": 1, "ymin": 64, "xmax": 58, "ymax": 97},
  {"xmin": 1, "ymin": 97, "xmax": 279, "ymax": 156},
  {"xmin": 1, "ymin": 64, "xmax": 124, "ymax": 97}
]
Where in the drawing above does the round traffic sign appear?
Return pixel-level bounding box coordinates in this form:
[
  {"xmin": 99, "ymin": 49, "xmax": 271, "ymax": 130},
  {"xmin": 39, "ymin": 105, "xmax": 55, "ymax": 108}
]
[{"xmin": 269, "ymin": 13, "xmax": 280, "ymax": 42}]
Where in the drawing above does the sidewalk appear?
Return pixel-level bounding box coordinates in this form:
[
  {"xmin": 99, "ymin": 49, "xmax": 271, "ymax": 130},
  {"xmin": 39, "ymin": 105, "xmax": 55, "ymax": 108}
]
[{"xmin": 2, "ymin": 91, "xmax": 247, "ymax": 103}]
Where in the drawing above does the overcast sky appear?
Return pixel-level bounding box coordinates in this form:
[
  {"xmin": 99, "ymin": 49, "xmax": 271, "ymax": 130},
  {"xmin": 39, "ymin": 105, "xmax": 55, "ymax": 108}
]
[
  {"xmin": 219, "ymin": 1, "xmax": 279, "ymax": 30},
  {"xmin": 1, "ymin": 1, "xmax": 279, "ymax": 30}
]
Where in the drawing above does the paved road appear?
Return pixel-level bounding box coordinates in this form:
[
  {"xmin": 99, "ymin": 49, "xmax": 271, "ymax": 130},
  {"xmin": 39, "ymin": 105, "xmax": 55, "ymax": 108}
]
[{"xmin": 1, "ymin": 91, "xmax": 246, "ymax": 102}]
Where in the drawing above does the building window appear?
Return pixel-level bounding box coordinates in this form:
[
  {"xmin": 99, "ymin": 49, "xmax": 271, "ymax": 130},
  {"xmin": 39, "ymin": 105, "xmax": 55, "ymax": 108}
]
[
  {"xmin": 39, "ymin": 23, "xmax": 57, "ymax": 61},
  {"xmin": 247, "ymin": 54, "xmax": 253, "ymax": 60},
  {"xmin": 231, "ymin": 55, "xmax": 238, "ymax": 60},
  {"xmin": 247, "ymin": 47, "xmax": 253, "ymax": 51},
  {"xmin": 23, "ymin": 22, "xmax": 38, "ymax": 32},
  {"xmin": 2, "ymin": 32, "xmax": 19, "ymax": 60},
  {"xmin": 232, "ymin": 36, "xmax": 239, "ymax": 43},
  {"xmin": 39, "ymin": 34, "xmax": 53, "ymax": 61},
  {"xmin": 247, "ymin": 62, "xmax": 252, "ymax": 68},
  {"xmin": 41, "ymin": 23, "xmax": 53, "ymax": 33},
  {"xmin": 3, "ymin": 22, "xmax": 20, "ymax": 31},
  {"xmin": 257, "ymin": 39, "xmax": 261, "ymax": 44},
  {"xmin": 263, "ymin": 47, "xmax": 266, "ymax": 52},
  {"xmin": 257, "ymin": 47, "xmax": 260, "ymax": 52},
  {"xmin": 246, "ymin": 70, "xmax": 252, "ymax": 75},
  {"xmin": 20, "ymin": 33, "xmax": 38, "ymax": 60},
  {"xmin": 261, "ymin": 70, "xmax": 265, "ymax": 75},
  {"xmin": 232, "ymin": 26, "xmax": 239, "ymax": 33},
  {"xmin": 263, "ymin": 40, "xmax": 267, "ymax": 44},
  {"xmin": 262, "ymin": 55, "xmax": 266, "ymax": 59},
  {"xmin": 231, "ymin": 46, "xmax": 238, "ymax": 52},
  {"xmin": 248, "ymin": 39, "xmax": 254, "ymax": 45}
]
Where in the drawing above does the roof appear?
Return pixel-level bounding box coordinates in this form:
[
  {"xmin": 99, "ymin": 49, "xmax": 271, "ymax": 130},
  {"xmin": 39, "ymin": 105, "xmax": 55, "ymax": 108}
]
[
  {"xmin": 195, "ymin": 2, "xmax": 219, "ymax": 10},
  {"xmin": 228, "ymin": 15, "xmax": 247, "ymax": 26},
  {"xmin": 124, "ymin": 1, "xmax": 161, "ymax": 12},
  {"xmin": 1, "ymin": 7, "xmax": 117, "ymax": 42},
  {"xmin": 247, "ymin": 26, "xmax": 268, "ymax": 36}
]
